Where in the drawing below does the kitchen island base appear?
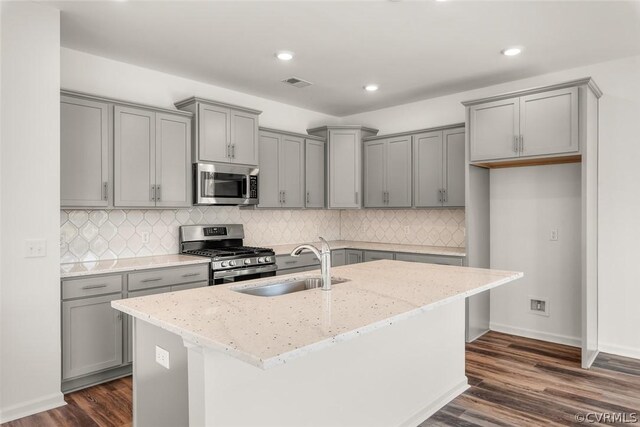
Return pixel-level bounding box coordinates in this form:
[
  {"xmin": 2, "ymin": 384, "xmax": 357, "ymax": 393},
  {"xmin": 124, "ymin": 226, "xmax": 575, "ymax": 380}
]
[{"xmin": 181, "ymin": 298, "xmax": 467, "ymax": 427}]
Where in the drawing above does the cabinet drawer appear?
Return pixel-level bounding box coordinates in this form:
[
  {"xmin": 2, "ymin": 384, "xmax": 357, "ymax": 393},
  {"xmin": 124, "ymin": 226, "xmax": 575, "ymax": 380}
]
[
  {"xmin": 171, "ymin": 282, "xmax": 208, "ymax": 292},
  {"xmin": 363, "ymin": 250, "xmax": 395, "ymax": 262},
  {"xmin": 128, "ymin": 265, "xmax": 209, "ymax": 291},
  {"xmin": 276, "ymin": 265, "xmax": 319, "ymax": 276},
  {"xmin": 395, "ymin": 252, "xmax": 464, "ymax": 266},
  {"xmin": 62, "ymin": 275, "xmax": 123, "ymax": 300},
  {"xmin": 276, "ymin": 253, "xmax": 320, "ymax": 270}
]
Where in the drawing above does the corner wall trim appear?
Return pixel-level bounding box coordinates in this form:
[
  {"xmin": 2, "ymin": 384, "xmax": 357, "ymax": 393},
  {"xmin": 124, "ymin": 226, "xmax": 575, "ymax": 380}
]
[
  {"xmin": 0, "ymin": 392, "xmax": 66, "ymax": 424},
  {"xmin": 490, "ymin": 322, "xmax": 581, "ymax": 348}
]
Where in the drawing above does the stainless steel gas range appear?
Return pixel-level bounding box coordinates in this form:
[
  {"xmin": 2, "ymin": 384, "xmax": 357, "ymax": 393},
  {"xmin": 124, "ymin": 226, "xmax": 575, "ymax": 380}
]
[{"xmin": 179, "ymin": 224, "xmax": 276, "ymax": 285}]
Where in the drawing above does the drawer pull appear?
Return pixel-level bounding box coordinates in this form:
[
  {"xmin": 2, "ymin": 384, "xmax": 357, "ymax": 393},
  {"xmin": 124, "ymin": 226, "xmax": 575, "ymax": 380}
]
[
  {"xmin": 81, "ymin": 284, "xmax": 108, "ymax": 290},
  {"xmin": 182, "ymin": 272, "xmax": 201, "ymax": 278},
  {"xmin": 141, "ymin": 278, "xmax": 162, "ymax": 283},
  {"xmin": 284, "ymin": 261, "xmax": 298, "ymax": 265}
]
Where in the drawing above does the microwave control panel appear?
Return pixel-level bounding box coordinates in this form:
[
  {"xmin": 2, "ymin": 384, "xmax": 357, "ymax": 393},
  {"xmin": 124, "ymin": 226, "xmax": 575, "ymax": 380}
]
[{"xmin": 249, "ymin": 176, "xmax": 258, "ymax": 199}]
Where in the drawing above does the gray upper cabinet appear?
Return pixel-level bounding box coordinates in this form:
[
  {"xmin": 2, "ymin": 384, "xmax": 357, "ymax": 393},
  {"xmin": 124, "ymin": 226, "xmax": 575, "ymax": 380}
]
[
  {"xmin": 115, "ymin": 106, "xmax": 191, "ymax": 208},
  {"xmin": 307, "ymin": 126, "xmax": 378, "ymax": 209},
  {"xmin": 257, "ymin": 130, "xmax": 304, "ymax": 208},
  {"xmin": 61, "ymin": 95, "xmax": 110, "ymax": 207},
  {"xmin": 364, "ymin": 136, "xmax": 412, "ymax": 208},
  {"xmin": 305, "ymin": 139, "xmax": 326, "ymax": 208},
  {"xmin": 175, "ymin": 97, "xmax": 261, "ymax": 166},
  {"xmin": 469, "ymin": 86, "xmax": 578, "ymax": 163},
  {"xmin": 413, "ymin": 126, "xmax": 465, "ymax": 208},
  {"xmin": 114, "ymin": 105, "xmax": 156, "ymax": 208},
  {"xmin": 155, "ymin": 113, "xmax": 191, "ymax": 208}
]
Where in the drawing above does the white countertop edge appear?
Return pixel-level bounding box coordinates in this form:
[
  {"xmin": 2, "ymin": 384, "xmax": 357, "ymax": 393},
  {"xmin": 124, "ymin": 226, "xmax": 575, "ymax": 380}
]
[{"xmin": 112, "ymin": 271, "xmax": 522, "ymax": 370}]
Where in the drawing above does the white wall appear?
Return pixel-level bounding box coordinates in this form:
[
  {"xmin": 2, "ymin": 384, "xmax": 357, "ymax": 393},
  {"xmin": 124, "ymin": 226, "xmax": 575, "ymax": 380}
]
[
  {"xmin": 61, "ymin": 48, "xmax": 339, "ymax": 134},
  {"xmin": 0, "ymin": 2, "xmax": 64, "ymax": 422},
  {"xmin": 343, "ymin": 55, "xmax": 640, "ymax": 358},
  {"xmin": 489, "ymin": 164, "xmax": 582, "ymax": 346}
]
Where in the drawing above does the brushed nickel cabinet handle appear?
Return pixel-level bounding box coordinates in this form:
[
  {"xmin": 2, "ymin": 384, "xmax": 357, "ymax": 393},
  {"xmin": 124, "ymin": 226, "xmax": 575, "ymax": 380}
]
[
  {"xmin": 103, "ymin": 182, "xmax": 109, "ymax": 201},
  {"xmin": 443, "ymin": 189, "xmax": 447, "ymax": 203},
  {"xmin": 81, "ymin": 284, "xmax": 107, "ymax": 290},
  {"xmin": 513, "ymin": 135, "xmax": 519, "ymax": 153},
  {"xmin": 282, "ymin": 190, "xmax": 286, "ymax": 204},
  {"xmin": 141, "ymin": 278, "xmax": 162, "ymax": 283},
  {"xmin": 284, "ymin": 261, "xmax": 297, "ymax": 265},
  {"xmin": 520, "ymin": 135, "xmax": 524, "ymax": 153},
  {"xmin": 150, "ymin": 185, "xmax": 156, "ymax": 202},
  {"xmin": 182, "ymin": 272, "xmax": 200, "ymax": 278},
  {"xmin": 156, "ymin": 185, "xmax": 161, "ymax": 202},
  {"xmin": 306, "ymin": 191, "xmax": 310, "ymax": 204}
]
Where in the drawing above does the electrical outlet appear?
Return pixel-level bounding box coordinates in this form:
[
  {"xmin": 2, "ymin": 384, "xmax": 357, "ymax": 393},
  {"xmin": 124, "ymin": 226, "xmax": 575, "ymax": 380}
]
[
  {"xmin": 550, "ymin": 229, "xmax": 559, "ymax": 241},
  {"xmin": 528, "ymin": 297, "xmax": 550, "ymax": 317},
  {"xmin": 155, "ymin": 345, "xmax": 170, "ymax": 369},
  {"xmin": 25, "ymin": 239, "xmax": 47, "ymax": 258},
  {"xmin": 141, "ymin": 231, "xmax": 150, "ymax": 244}
]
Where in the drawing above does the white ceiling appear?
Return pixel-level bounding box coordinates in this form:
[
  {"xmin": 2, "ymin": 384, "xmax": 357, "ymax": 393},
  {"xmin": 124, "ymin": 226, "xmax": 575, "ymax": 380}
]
[{"xmin": 53, "ymin": 1, "xmax": 640, "ymax": 116}]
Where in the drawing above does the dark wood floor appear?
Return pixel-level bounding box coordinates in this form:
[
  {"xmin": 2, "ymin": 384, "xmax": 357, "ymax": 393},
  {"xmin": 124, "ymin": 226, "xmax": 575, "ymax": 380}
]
[{"xmin": 4, "ymin": 332, "xmax": 639, "ymax": 427}]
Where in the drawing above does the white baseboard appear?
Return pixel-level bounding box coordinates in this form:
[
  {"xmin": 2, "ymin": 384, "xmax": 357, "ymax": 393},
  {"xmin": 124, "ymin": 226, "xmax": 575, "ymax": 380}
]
[
  {"xmin": 0, "ymin": 392, "xmax": 66, "ymax": 424},
  {"xmin": 399, "ymin": 379, "xmax": 469, "ymax": 427},
  {"xmin": 490, "ymin": 322, "xmax": 581, "ymax": 348},
  {"xmin": 599, "ymin": 342, "xmax": 640, "ymax": 360}
]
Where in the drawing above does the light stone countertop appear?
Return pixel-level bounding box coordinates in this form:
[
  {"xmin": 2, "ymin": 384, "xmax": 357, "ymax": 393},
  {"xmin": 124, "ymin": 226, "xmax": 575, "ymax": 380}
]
[
  {"xmin": 271, "ymin": 240, "xmax": 466, "ymax": 257},
  {"xmin": 112, "ymin": 260, "xmax": 521, "ymax": 369},
  {"xmin": 60, "ymin": 254, "xmax": 211, "ymax": 278}
]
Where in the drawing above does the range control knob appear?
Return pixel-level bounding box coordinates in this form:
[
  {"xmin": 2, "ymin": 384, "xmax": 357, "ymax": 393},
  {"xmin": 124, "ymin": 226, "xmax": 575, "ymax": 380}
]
[
  {"xmin": 257, "ymin": 257, "xmax": 265, "ymax": 263},
  {"xmin": 265, "ymin": 256, "xmax": 272, "ymax": 263},
  {"xmin": 229, "ymin": 260, "xmax": 237, "ymax": 267},
  {"xmin": 244, "ymin": 259, "xmax": 251, "ymax": 265},
  {"xmin": 221, "ymin": 261, "xmax": 228, "ymax": 268}
]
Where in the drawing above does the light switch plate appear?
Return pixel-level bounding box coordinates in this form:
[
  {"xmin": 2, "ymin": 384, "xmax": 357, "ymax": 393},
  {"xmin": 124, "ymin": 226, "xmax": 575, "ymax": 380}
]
[
  {"xmin": 155, "ymin": 345, "xmax": 170, "ymax": 369},
  {"xmin": 25, "ymin": 239, "xmax": 47, "ymax": 258}
]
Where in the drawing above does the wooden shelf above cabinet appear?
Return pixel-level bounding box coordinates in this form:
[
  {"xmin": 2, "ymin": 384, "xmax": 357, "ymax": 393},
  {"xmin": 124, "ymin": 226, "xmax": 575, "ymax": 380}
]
[{"xmin": 471, "ymin": 154, "xmax": 582, "ymax": 169}]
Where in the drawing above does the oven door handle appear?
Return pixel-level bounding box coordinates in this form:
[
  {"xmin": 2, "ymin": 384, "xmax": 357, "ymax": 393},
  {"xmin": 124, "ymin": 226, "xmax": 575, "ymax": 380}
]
[{"xmin": 213, "ymin": 264, "xmax": 277, "ymax": 279}]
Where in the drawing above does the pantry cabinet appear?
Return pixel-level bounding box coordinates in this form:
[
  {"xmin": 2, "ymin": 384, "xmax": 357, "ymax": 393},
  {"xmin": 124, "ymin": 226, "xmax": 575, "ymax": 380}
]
[
  {"xmin": 175, "ymin": 97, "xmax": 261, "ymax": 166},
  {"xmin": 413, "ymin": 127, "xmax": 465, "ymax": 208},
  {"xmin": 114, "ymin": 105, "xmax": 191, "ymax": 208},
  {"xmin": 364, "ymin": 136, "xmax": 412, "ymax": 208},
  {"xmin": 257, "ymin": 130, "xmax": 305, "ymax": 208},
  {"xmin": 469, "ymin": 86, "xmax": 578, "ymax": 163},
  {"xmin": 61, "ymin": 94, "xmax": 111, "ymax": 207},
  {"xmin": 307, "ymin": 126, "xmax": 379, "ymax": 209}
]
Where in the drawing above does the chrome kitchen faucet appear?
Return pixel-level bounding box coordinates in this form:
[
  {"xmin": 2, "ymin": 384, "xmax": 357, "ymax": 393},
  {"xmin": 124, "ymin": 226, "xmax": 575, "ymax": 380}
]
[{"xmin": 290, "ymin": 237, "xmax": 332, "ymax": 291}]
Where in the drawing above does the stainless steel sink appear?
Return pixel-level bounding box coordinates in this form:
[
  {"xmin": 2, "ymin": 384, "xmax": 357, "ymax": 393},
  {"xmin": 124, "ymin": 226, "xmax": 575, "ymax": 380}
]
[{"xmin": 232, "ymin": 277, "xmax": 349, "ymax": 297}]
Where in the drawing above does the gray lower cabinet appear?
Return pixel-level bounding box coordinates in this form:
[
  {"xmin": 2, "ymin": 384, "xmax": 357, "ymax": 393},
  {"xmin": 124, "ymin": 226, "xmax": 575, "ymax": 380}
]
[
  {"xmin": 305, "ymin": 139, "xmax": 326, "ymax": 208},
  {"xmin": 61, "ymin": 94, "xmax": 111, "ymax": 207},
  {"xmin": 115, "ymin": 105, "xmax": 191, "ymax": 208},
  {"xmin": 61, "ymin": 264, "xmax": 208, "ymax": 391},
  {"xmin": 395, "ymin": 252, "xmax": 463, "ymax": 266},
  {"xmin": 257, "ymin": 130, "xmax": 304, "ymax": 208},
  {"xmin": 62, "ymin": 293, "xmax": 123, "ymax": 381},
  {"xmin": 413, "ymin": 126, "xmax": 465, "ymax": 208},
  {"xmin": 363, "ymin": 250, "xmax": 395, "ymax": 262},
  {"xmin": 276, "ymin": 252, "xmax": 320, "ymax": 275},
  {"xmin": 331, "ymin": 249, "xmax": 346, "ymax": 267},
  {"xmin": 345, "ymin": 250, "xmax": 363, "ymax": 264},
  {"xmin": 363, "ymin": 136, "xmax": 412, "ymax": 208}
]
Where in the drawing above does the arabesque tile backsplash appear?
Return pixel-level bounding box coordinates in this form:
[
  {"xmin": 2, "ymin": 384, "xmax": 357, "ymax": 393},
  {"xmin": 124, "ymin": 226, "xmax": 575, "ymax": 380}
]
[{"xmin": 60, "ymin": 207, "xmax": 465, "ymax": 263}]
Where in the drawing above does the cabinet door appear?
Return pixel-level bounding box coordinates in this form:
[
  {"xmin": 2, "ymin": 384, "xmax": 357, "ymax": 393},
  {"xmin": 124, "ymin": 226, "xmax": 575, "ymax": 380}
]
[
  {"xmin": 114, "ymin": 106, "xmax": 156, "ymax": 207},
  {"xmin": 305, "ymin": 139, "xmax": 325, "ymax": 208},
  {"xmin": 443, "ymin": 128, "xmax": 465, "ymax": 207},
  {"xmin": 329, "ymin": 129, "xmax": 361, "ymax": 208},
  {"xmin": 413, "ymin": 131, "xmax": 443, "ymax": 207},
  {"xmin": 363, "ymin": 251, "xmax": 395, "ymax": 262},
  {"xmin": 62, "ymin": 294, "xmax": 123, "ymax": 380},
  {"xmin": 280, "ymin": 135, "xmax": 305, "ymax": 208},
  {"xmin": 125, "ymin": 286, "xmax": 171, "ymax": 364},
  {"xmin": 155, "ymin": 113, "xmax": 191, "ymax": 208},
  {"xmin": 364, "ymin": 140, "xmax": 386, "ymax": 208},
  {"xmin": 520, "ymin": 87, "xmax": 578, "ymax": 157},
  {"xmin": 469, "ymin": 97, "xmax": 519, "ymax": 162},
  {"xmin": 331, "ymin": 249, "xmax": 346, "ymax": 267},
  {"xmin": 257, "ymin": 132, "xmax": 281, "ymax": 208},
  {"xmin": 198, "ymin": 104, "xmax": 230, "ymax": 163},
  {"xmin": 386, "ymin": 136, "xmax": 412, "ymax": 207},
  {"xmin": 345, "ymin": 250, "xmax": 363, "ymax": 265},
  {"xmin": 231, "ymin": 110, "xmax": 259, "ymax": 165},
  {"xmin": 61, "ymin": 96, "xmax": 110, "ymax": 207}
]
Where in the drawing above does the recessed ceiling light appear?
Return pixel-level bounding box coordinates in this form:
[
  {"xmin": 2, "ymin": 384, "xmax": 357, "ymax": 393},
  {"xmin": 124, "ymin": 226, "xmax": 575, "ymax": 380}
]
[
  {"xmin": 364, "ymin": 84, "xmax": 379, "ymax": 92},
  {"xmin": 276, "ymin": 51, "xmax": 294, "ymax": 61},
  {"xmin": 501, "ymin": 47, "xmax": 522, "ymax": 56}
]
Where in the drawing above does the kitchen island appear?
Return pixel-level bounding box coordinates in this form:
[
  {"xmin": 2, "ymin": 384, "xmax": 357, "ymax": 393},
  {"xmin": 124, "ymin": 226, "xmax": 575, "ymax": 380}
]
[{"xmin": 112, "ymin": 260, "xmax": 522, "ymax": 427}]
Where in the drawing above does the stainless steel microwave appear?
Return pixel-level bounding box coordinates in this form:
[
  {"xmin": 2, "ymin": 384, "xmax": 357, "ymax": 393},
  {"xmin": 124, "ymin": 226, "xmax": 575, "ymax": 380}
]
[{"xmin": 193, "ymin": 163, "xmax": 258, "ymax": 206}]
